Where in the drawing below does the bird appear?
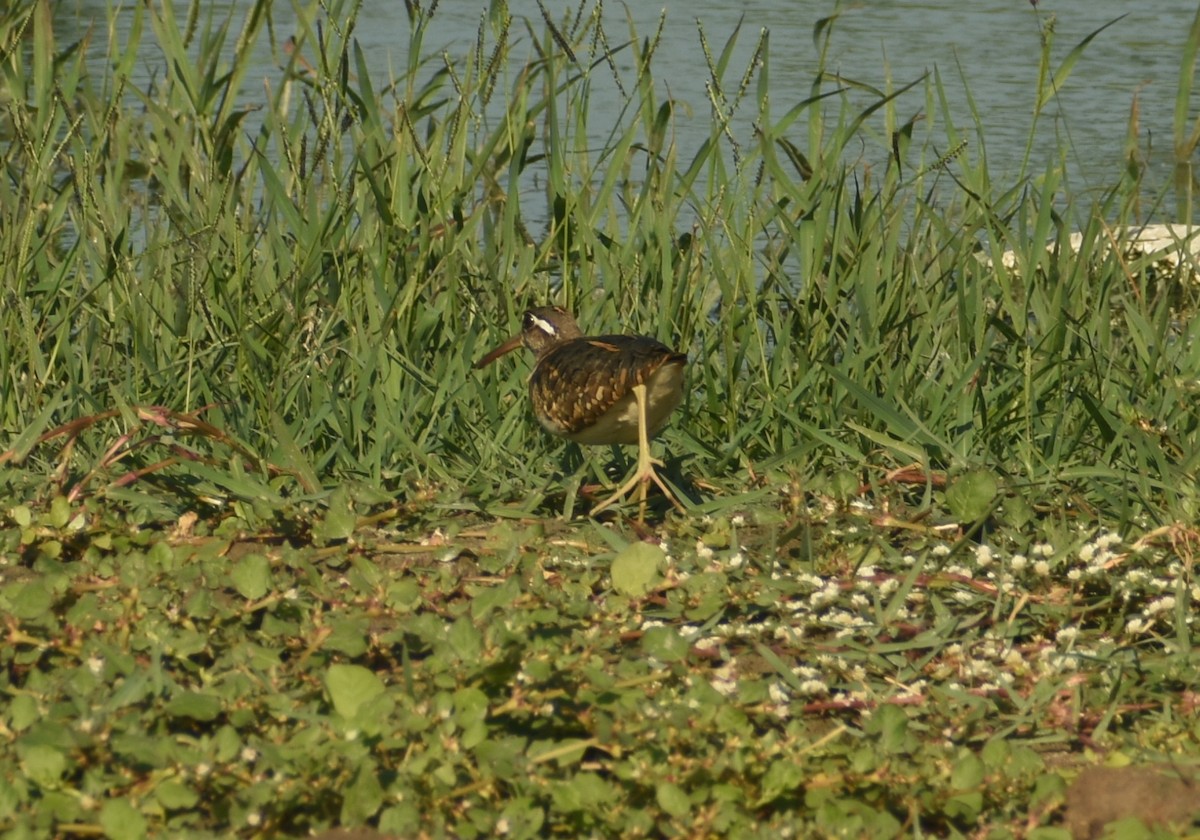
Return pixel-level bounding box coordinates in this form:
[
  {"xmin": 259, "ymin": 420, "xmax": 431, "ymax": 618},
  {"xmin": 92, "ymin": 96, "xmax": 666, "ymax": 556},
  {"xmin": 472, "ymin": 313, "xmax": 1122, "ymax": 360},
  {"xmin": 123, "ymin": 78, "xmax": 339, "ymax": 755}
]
[{"xmin": 475, "ymin": 305, "xmax": 687, "ymax": 519}]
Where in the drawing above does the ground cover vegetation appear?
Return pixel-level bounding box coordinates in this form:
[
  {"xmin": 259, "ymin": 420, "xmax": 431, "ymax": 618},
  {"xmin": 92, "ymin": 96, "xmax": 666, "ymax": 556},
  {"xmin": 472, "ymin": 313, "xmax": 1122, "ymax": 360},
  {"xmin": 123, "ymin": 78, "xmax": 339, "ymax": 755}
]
[{"xmin": 2, "ymin": 0, "xmax": 1200, "ymax": 836}]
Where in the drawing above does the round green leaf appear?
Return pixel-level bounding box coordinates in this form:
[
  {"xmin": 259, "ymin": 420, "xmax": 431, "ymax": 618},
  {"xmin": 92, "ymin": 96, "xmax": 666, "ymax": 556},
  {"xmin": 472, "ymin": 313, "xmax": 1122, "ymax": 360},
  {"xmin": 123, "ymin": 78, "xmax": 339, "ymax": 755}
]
[
  {"xmin": 154, "ymin": 780, "xmax": 199, "ymax": 810},
  {"xmin": 325, "ymin": 664, "xmax": 385, "ymax": 719},
  {"xmin": 656, "ymin": 782, "xmax": 691, "ymax": 818},
  {"xmin": 230, "ymin": 553, "xmax": 271, "ymax": 600},
  {"xmin": 18, "ymin": 743, "xmax": 66, "ymax": 787},
  {"xmin": 640, "ymin": 626, "xmax": 690, "ymax": 662},
  {"xmin": 100, "ymin": 797, "xmax": 147, "ymax": 840},
  {"xmin": 945, "ymin": 468, "xmax": 999, "ymax": 523},
  {"xmin": 8, "ymin": 580, "xmax": 53, "ymax": 620},
  {"xmin": 611, "ymin": 542, "xmax": 664, "ymax": 597}
]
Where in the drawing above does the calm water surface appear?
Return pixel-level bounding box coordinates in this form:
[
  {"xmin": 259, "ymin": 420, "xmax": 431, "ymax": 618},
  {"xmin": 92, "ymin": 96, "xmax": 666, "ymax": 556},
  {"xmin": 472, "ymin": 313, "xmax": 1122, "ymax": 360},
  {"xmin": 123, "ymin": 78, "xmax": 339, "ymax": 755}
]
[{"xmin": 61, "ymin": 0, "xmax": 1200, "ymax": 210}]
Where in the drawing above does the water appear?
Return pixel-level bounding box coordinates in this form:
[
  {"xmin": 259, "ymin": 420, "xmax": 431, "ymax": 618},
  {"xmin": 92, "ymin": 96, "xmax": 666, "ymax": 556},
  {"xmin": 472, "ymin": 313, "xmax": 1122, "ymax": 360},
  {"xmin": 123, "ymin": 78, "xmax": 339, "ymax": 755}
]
[{"xmin": 61, "ymin": 0, "xmax": 1200, "ymax": 211}]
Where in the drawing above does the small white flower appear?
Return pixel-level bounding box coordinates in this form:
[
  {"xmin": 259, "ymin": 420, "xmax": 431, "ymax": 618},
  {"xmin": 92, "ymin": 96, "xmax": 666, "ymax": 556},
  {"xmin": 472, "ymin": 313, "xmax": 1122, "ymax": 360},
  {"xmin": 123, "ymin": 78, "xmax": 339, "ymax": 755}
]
[
  {"xmin": 246, "ymin": 812, "xmax": 261, "ymax": 827},
  {"xmin": 710, "ymin": 664, "xmax": 738, "ymax": 696},
  {"xmin": 241, "ymin": 746, "xmax": 257, "ymax": 763},
  {"xmin": 1145, "ymin": 596, "xmax": 1176, "ymax": 616},
  {"xmin": 768, "ymin": 682, "xmax": 789, "ymax": 704},
  {"xmin": 809, "ymin": 582, "xmax": 841, "ymax": 608},
  {"xmin": 87, "ymin": 656, "xmax": 105, "ymax": 676},
  {"xmin": 731, "ymin": 514, "xmax": 746, "ymax": 527},
  {"xmin": 1010, "ymin": 554, "xmax": 1028, "ymax": 572},
  {"xmin": 1034, "ymin": 560, "xmax": 1051, "ymax": 576},
  {"xmin": 728, "ymin": 552, "xmax": 745, "ymax": 569},
  {"xmin": 974, "ymin": 545, "xmax": 994, "ymax": 567},
  {"xmin": 932, "ymin": 545, "xmax": 952, "ymax": 557},
  {"xmin": 711, "ymin": 678, "xmax": 737, "ymax": 697},
  {"xmin": 799, "ymin": 678, "xmax": 829, "ymax": 696}
]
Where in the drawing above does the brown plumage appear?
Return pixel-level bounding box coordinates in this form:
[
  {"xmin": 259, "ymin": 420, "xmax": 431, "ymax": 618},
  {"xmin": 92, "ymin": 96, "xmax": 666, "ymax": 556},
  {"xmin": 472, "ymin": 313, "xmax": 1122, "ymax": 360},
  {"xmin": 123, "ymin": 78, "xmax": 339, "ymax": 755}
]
[{"xmin": 475, "ymin": 306, "xmax": 687, "ymax": 518}]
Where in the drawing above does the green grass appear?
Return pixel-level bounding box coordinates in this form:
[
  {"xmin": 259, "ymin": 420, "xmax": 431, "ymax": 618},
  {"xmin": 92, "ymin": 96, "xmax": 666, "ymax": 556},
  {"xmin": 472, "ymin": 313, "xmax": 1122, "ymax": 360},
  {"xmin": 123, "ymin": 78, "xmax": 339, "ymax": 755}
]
[{"xmin": 3, "ymin": 0, "xmax": 1200, "ymax": 837}]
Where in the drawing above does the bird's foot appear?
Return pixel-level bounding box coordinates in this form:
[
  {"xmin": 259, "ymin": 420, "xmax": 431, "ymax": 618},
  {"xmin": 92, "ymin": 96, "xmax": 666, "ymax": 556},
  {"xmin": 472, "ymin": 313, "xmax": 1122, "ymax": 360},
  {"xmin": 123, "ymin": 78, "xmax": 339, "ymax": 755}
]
[{"xmin": 590, "ymin": 456, "xmax": 685, "ymax": 520}]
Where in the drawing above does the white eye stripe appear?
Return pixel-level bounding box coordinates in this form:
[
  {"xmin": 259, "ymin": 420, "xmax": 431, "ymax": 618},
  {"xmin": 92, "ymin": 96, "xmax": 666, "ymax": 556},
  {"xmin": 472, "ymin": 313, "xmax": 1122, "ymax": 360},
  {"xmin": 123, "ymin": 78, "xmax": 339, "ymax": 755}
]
[{"xmin": 529, "ymin": 314, "xmax": 557, "ymax": 336}]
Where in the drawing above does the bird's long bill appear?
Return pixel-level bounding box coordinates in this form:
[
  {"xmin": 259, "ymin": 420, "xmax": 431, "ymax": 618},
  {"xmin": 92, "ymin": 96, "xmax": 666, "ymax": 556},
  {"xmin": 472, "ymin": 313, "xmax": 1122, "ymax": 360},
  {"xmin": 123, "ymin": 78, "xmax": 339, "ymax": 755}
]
[{"xmin": 473, "ymin": 333, "xmax": 523, "ymax": 369}]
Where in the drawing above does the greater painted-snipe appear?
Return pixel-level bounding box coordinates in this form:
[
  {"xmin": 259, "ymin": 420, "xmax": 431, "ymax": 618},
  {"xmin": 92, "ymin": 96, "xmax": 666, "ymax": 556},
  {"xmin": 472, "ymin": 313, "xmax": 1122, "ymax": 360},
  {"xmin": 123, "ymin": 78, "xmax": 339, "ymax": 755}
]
[{"xmin": 475, "ymin": 306, "xmax": 687, "ymax": 518}]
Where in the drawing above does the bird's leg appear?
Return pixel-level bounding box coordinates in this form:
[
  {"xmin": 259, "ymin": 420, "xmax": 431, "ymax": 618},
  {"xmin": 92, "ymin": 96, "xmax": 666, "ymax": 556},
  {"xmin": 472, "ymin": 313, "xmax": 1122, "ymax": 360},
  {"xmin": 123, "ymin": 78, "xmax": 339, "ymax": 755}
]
[{"xmin": 590, "ymin": 383, "xmax": 685, "ymax": 520}]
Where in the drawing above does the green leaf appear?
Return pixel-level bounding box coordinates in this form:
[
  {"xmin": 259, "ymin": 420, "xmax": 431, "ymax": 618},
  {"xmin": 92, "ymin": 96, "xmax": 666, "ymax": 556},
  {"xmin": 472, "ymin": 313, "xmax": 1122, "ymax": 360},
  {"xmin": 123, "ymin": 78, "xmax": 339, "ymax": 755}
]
[
  {"xmin": 165, "ymin": 692, "xmax": 222, "ymax": 722},
  {"xmin": 950, "ymin": 750, "xmax": 985, "ymax": 789},
  {"xmin": 529, "ymin": 738, "xmax": 590, "ymax": 768},
  {"xmin": 640, "ymin": 625, "xmax": 690, "ymax": 662},
  {"xmin": 325, "ymin": 664, "xmax": 385, "ymax": 719},
  {"xmin": 498, "ymin": 796, "xmax": 545, "ymax": 837},
  {"xmin": 314, "ymin": 486, "xmax": 357, "ymax": 543},
  {"xmin": 18, "ymin": 743, "xmax": 66, "ymax": 787},
  {"xmin": 611, "ymin": 542, "xmax": 664, "ymax": 597},
  {"xmin": 325, "ymin": 616, "xmax": 370, "ymax": 657},
  {"xmin": 1036, "ymin": 15, "xmax": 1129, "ymax": 113},
  {"xmin": 154, "ymin": 780, "xmax": 199, "ymax": 810},
  {"xmin": 47, "ymin": 495, "xmax": 71, "ymax": 528},
  {"xmin": 865, "ymin": 704, "xmax": 911, "ymax": 754},
  {"xmin": 945, "ymin": 469, "xmax": 999, "ymax": 523},
  {"xmin": 230, "ymin": 553, "xmax": 272, "ymax": 600},
  {"xmin": 8, "ymin": 580, "xmax": 53, "ymax": 620},
  {"xmin": 9, "ymin": 694, "xmax": 39, "ymax": 731},
  {"xmin": 100, "ymin": 797, "xmax": 148, "ymax": 840},
  {"xmin": 447, "ymin": 616, "xmax": 482, "ymax": 661},
  {"xmin": 268, "ymin": 411, "xmax": 320, "ymax": 493},
  {"xmin": 758, "ymin": 759, "xmax": 804, "ymax": 805},
  {"xmin": 387, "ymin": 579, "xmax": 422, "ymax": 612},
  {"xmin": 945, "ymin": 751, "xmax": 986, "ymax": 821},
  {"xmin": 656, "ymin": 781, "xmax": 691, "ymax": 818},
  {"xmin": 551, "ymin": 772, "xmax": 614, "ymax": 812},
  {"xmin": 1001, "ymin": 493, "xmax": 1035, "ymax": 529},
  {"xmin": 471, "ymin": 577, "xmax": 521, "ymax": 618},
  {"xmin": 340, "ymin": 762, "xmax": 384, "ymax": 823},
  {"xmin": 454, "ymin": 687, "xmax": 490, "ymax": 725}
]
